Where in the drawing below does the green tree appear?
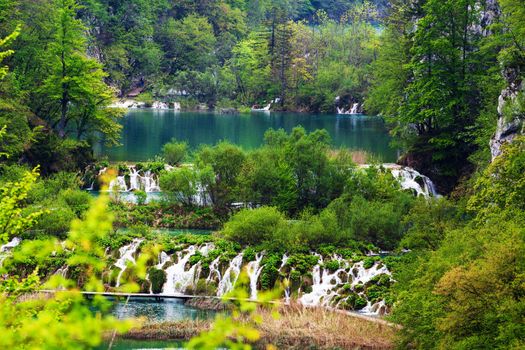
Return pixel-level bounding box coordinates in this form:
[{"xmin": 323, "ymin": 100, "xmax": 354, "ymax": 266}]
[
  {"xmin": 37, "ymin": 0, "xmax": 123, "ymax": 144},
  {"xmin": 162, "ymin": 139, "xmax": 188, "ymax": 165}
]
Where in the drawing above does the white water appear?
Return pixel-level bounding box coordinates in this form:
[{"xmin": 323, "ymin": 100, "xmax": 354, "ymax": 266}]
[
  {"xmin": 252, "ymin": 103, "xmax": 271, "ymax": 112},
  {"xmin": 0, "ymin": 237, "xmax": 21, "ymax": 266},
  {"xmin": 108, "ymin": 166, "xmax": 160, "ymax": 193},
  {"xmin": 246, "ymin": 253, "xmax": 265, "ymax": 300},
  {"xmin": 162, "ymin": 246, "xmax": 197, "ymax": 295},
  {"xmin": 114, "ymin": 238, "xmax": 143, "ymax": 287},
  {"xmin": 206, "ymin": 256, "xmax": 221, "ymax": 284},
  {"xmin": 359, "ymin": 300, "xmax": 388, "ymax": 316},
  {"xmin": 216, "ymin": 253, "xmax": 243, "ymax": 296},
  {"xmin": 389, "ymin": 165, "xmax": 438, "ymax": 197},
  {"xmin": 337, "ymin": 103, "xmax": 360, "ymax": 115},
  {"xmin": 299, "ymin": 255, "xmax": 348, "ymax": 306},
  {"xmin": 350, "ymin": 261, "xmax": 391, "ymax": 286}
]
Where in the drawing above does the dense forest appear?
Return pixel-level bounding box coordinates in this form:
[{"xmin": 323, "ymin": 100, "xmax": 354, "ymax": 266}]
[{"xmin": 0, "ymin": 0, "xmax": 524, "ymax": 349}]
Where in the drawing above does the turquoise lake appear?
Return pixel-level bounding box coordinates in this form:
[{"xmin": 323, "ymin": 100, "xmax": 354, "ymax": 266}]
[{"xmin": 95, "ymin": 110, "xmax": 398, "ymax": 162}]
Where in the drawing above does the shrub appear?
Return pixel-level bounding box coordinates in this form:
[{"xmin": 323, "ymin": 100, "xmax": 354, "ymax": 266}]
[
  {"xmin": 162, "ymin": 140, "xmax": 188, "ymax": 165},
  {"xmin": 220, "ymin": 207, "xmax": 286, "ymax": 246},
  {"xmin": 149, "ymin": 268, "xmax": 167, "ymax": 294},
  {"xmin": 134, "ymin": 190, "xmax": 147, "ymax": 205}
]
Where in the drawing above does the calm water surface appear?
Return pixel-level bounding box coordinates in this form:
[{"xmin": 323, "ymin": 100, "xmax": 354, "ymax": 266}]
[
  {"xmin": 95, "ymin": 110, "xmax": 397, "ymax": 162},
  {"xmin": 110, "ymin": 299, "xmax": 214, "ymax": 323}
]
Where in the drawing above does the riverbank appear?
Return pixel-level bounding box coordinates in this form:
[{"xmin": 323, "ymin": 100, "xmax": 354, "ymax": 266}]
[{"xmin": 117, "ymin": 304, "xmax": 397, "ymax": 349}]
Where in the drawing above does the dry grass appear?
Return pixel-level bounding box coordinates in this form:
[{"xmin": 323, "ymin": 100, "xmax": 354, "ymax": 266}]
[
  {"xmin": 256, "ymin": 303, "xmax": 395, "ymax": 350},
  {"xmin": 121, "ymin": 303, "xmax": 396, "ymax": 349},
  {"xmin": 327, "ymin": 149, "xmax": 371, "ymax": 165}
]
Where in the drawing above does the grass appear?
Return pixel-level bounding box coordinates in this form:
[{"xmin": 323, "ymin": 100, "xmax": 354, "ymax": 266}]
[{"xmin": 119, "ymin": 303, "xmax": 396, "ymax": 349}]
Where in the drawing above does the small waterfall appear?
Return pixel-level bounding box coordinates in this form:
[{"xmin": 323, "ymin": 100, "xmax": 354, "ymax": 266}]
[
  {"xmin": 0, "ymin": 237, "xmax": 21, "ymax": 253},
  {"xmin": 156, "ymin": 251, "xmax": 170, "ymax": 269},
  {"xmin": 299, "ymin": 255, "xmax": 348, "ymax": 306},
  {"xmin": 337, "ymin": 103, "xmax": 360, "ymax": 115},
  {"xmin": 206, "ymin": 257, "xmax": 221, "ymax": 284},
  {"xmin": 162, "ymin": 246, "xmax": 198, "ymax": 295},
  {"xmin": 246, "ymin": 253, "xmax": 265, "ymax": 300},
  {"xmin": 389, "ymin": 166, "xmax": 438, "ymax": 197},
  {"xmin": 216, "ymin": 253, "xmax": 243, "ymax": 296},
  {"xmin": 143, "ymin": 170, "xmax": 160, "ymax": 192},
  {"xmin": 114, "ymin": 238, "xmax": 143, "ymax": 287},
  {"xmin": 350, "ymin": 261, "xmax": 391, "ymax": 286},
  {"xmin": 129, "ymin": 167, "xmax": 141, "ymax": 191},
  {"xmin": 152, "ymin": 101, "xmax": 169, "ymax": 110},
  {"xmin": 109, "ymin": 176, "xmax": 128, "ymax": 192},
  {"xmin": 359, "ymin": 300, "xmax": 388, "ymax": 316},
  {"xmin": 0, "ymin": 237, "xmax": 21, "ymax": 266}
]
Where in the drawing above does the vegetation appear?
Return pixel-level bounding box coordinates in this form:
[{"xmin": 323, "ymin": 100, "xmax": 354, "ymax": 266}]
[{"xmin": 0, "ymin": 0, "xmax": 525, "ymax": 349}]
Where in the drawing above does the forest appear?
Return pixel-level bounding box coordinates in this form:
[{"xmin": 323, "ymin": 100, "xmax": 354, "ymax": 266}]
[{"xmin": 0, "ymin": 0, "xmax": 524, "ymax": 349}]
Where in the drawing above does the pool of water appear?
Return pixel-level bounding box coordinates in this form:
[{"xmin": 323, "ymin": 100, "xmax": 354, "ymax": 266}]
[
  {"xmin": 96, "ymin": 339, "xmax": 184, "ymax": 350},
  {"xmin": 110, "ymin": 299, "xmax": 214, "ymax": 323},
  {"xmin": 94, "ymin": 110, "xmax": 398, "ymax": 162}
]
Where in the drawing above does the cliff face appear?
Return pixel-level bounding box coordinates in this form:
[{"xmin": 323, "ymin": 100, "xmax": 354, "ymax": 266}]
[{"xmin": 490, "ymin": 66, "xmax": 524, "ymax": 160}]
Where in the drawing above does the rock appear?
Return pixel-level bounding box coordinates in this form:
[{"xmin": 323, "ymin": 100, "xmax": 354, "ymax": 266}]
[
  {"xmin": 490, "ymin": 66, "xmax": 524, "ymax": 160},
  {"xmin": 219, "ymin": 108, "xmax": 238, "ymax": 115}
]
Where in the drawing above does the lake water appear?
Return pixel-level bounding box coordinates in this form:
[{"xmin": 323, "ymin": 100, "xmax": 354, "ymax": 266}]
[
  {"xmin": 95, "ymin": 110, "xmax": 398, "ymax": 162},
  {"xmin": 110, "ymin": 299, "xmax": 214, "ymax": 323}
]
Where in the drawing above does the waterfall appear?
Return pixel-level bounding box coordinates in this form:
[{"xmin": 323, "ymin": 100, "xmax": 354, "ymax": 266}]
[
  {"xmin": 129, "ymin": 167, "xmax": 141, "ymax": 191},
  {"xmin": 350, "ymin": 261, "xmax": 391, "ymax": 286},
  {"xmin": 216, "ymin": 253, "xmax": 243, "ymax": 296},
  {"xmin": 299, "ymin": 255, "xmax": 348, "ymax": 306},
  {"xmin": 109, "ymin": 176, "xmax": 128, "ymax": 192},
  {"xmin": 143, "ymin": 170, "xmax": 160, "ymax": 192},
  {"xmin": 114, "ymin": 238, "xmax": 143, "ymax": 287},
  {"xmin": 162, "ymin": 246, "xmax": 198, "ymax": 295},
  {"xmin": 246, "ymin": 253, "xmax": 265, "ymax": 300},
  {"xmin": 107, "ymin": 167, "xmax": 160, "ymax": 193},
  {"xmin": 152, "ymin": 101, "xmax": 169, "ymax": 110},
  {"xmin": 349, "ymin": 103, "xmax": 359, "ymax": 114},
  {"xmin": 389, "ymin": 166, "xmax": 438, "ymax": 197},
  {"xmin": 206, "ymin": 257, "xmax": 221, "ymax": 284},
  {"xmin": 156, "ymin": 251, "xmax": 171, "ymax": 269},
  {"xmin": 0, "ymin": 237, "xmax": 21, "ymax": 266},
  {"xmin": 359, "ymin": 300, "xmax": 388, "ymax": 316},
  {"xmin": 337, "ymin": 103, "xmax": 360, "ymax": 115}
]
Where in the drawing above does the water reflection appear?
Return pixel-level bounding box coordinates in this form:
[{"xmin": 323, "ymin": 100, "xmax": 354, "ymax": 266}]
[
  {"xmin": 111, "ymin": 299, "xmax": 214, "ymax": 323},
  {"xmin": 95, "ymin": 111, "xmax": 397, "ymax": 162}
]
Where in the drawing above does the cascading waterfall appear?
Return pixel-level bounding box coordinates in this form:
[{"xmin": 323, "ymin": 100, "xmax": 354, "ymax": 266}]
[
  {"xmin": 350, "ymin": 261, "xmax": 390, "ymax": 286},
  {"xmin": 114, "ymin": 238, "xmax": 143, "ymax": 287},
  {"xmin": 246, "ymin": 253, "xmax": 265, "ymax": 300},
  {"xmin": 337, "ymin": 103, "xmax": 360, "ymax": 115},
  {"xmin": 216, "ymin": 253, "xmax": 243, "ymax": 296},
  {"xmin": 163, "ymin": 246, "xmax": 197, "ymax": 295},
  {"xmin": 299, "ymin": 255, "xmax": 349, "ymax": 306},
  {"xmin": 105, "ymin": 239, "xmax": 394, "ymax": 316},
  {"xmin": 0, "ymin": 237, "xmax": 21, "ymax": 266},
  {"xmin": 389, "ymin": 166, "xmax": 438, "ymax": 197},
  {"xmin": 109, "ymin": 176, "xmax": 128, "ymax": 192},
  {"xmin": 156, "ymin": 251, "xmax": 170, "ymax": 269},
  {"xmin": 206, "ymin": 256, "xmax": 221, "ymax": 284},
  {"xmin": 107, "ymin": 166, "xmax": 160, "ymax": 193}
]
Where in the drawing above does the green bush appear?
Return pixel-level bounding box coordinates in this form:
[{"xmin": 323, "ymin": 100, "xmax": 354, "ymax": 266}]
[
  {"xmin": 220, "ymin": 207, "xmax": 286, "ymax": 246},
  {"xmin": 149, "ymin": 268, "xmax": 167, "ymax": 294},
  {"xmin": 162, "ymin": 140, "xmax": 188, "ymax": 165}
]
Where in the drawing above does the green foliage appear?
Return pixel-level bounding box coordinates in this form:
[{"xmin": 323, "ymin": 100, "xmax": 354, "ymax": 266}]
[
  {"xmin": 148, "ymin": 268, "xmax": 167, "ymax": 294},
  {"xmin": 162, "ymin": 140, "xmax": 188, "ymax": 165},
  {"xmin": 220, "ymin": 207, "xmax": 286, "ymax": 246},
  {"xmin": 468, "ymin": 136, "xmax": 525, "ymax": 218},
  {"xmin": 0, "ymin": 168, "xmax": 43, "ymax": 243}
]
